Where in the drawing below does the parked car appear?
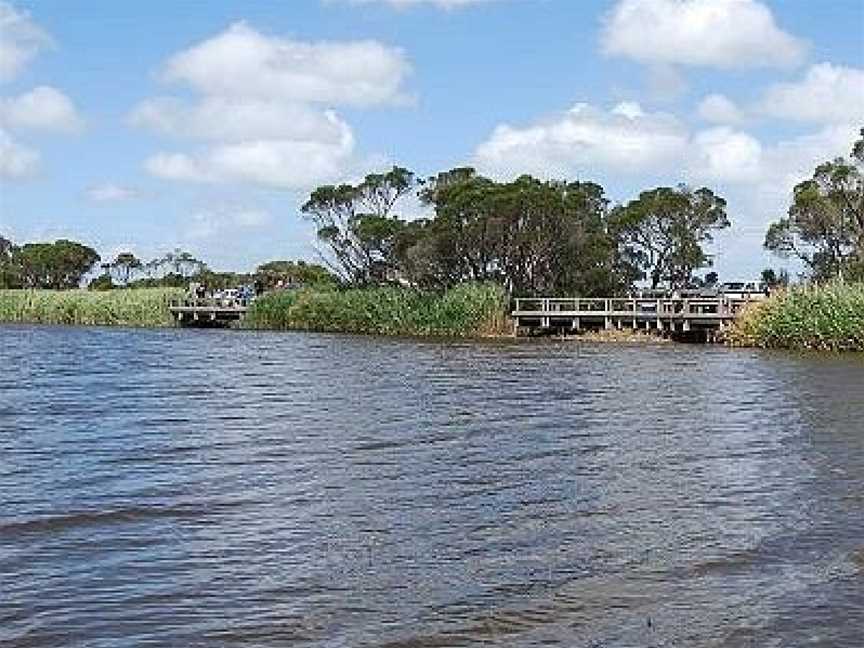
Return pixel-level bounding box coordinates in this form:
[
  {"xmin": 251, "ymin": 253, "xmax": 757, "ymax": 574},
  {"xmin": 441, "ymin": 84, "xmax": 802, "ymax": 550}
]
[{"xmin": 718, "ymin": 281, "xmax": 768, "ymax": 301}]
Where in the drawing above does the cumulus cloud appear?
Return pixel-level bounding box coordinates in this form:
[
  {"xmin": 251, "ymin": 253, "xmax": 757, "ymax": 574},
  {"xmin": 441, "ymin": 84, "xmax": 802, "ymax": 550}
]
[
  {"xmin": 601, "ymin": 0, "xmax": 807, "ymax": 69},
  {"xmin": 0, "ymin": 86, "xmax": 83, "ymax": 133},
  {"xmin": 144, "ymin": 111, "xmax": 356, "ymax": 189},
  {"xmin": 697, "ymin": 94, "xmax": 745, "ymax": 125},
  {"xmin": 184, "ymin": 205, "xmax": 273, "ymax": 240},
  {"xmin": 0, "ymin": 126, "xmax": 39, "ymax": 178},
  {"xmin": 85, "ymin": 183, "xmax": 142, "ymax": 203},
  {"xmin": 473, "ymin": 100, "xmax": 857, "ymax": 195},
  {"xmin": 474, "ymin": 102, "xmax": 689, "ymax": 178},
  {"xmin": 129, "ymin": 96, "xmax": 345, "ymax": 143},
  {"xmin": 0, "ymin": 1, "xmax": 52, "ymax": 82},
  {"xmin": 160, "ymin": 22, "xmax": 411, "ymax": 107},
  {"xmin": 757, "ymin": 63, "xmax": 864, "ymax": 124},
  {"xmin": 134, "ymin": 22, "xmax": 411, "ymax": 189},
  {"xmin": 691, "ymin": 127, "xmax": 762, "ymax": 183}
]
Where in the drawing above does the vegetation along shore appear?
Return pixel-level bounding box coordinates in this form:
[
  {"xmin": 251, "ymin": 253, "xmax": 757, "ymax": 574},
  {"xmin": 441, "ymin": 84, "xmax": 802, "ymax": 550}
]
[{"xmin": 1, "ymin": 129, "xmax": 862, "ymax": 349}]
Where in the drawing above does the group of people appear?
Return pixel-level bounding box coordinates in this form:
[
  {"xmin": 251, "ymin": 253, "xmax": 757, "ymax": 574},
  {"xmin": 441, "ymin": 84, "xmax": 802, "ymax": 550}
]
[{"xmin": 189, "ymin": 281, "xmax": 264, "ymax": 304}]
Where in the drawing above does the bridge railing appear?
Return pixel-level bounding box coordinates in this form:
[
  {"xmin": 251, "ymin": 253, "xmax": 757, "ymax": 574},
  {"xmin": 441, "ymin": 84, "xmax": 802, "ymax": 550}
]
[
  {"xmin": 513, "ymin": 297, "xmax": 739, "ymax": 318},
  {"xmin": 169, "ymin": 297, "xmax": 252, "ymax": 310}
]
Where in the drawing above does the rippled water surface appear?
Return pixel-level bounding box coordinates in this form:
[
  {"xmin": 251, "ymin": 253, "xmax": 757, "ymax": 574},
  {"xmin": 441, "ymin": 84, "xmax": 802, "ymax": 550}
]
[{"xmin": 1, "ymin": 324, "xmax": 863, "ymax": 647}]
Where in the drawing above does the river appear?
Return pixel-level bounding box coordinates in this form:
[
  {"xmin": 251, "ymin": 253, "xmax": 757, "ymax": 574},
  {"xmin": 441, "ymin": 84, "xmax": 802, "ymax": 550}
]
[{"xmin": 1, "ymin": 324, "xmax": 863, "ymax": 647}]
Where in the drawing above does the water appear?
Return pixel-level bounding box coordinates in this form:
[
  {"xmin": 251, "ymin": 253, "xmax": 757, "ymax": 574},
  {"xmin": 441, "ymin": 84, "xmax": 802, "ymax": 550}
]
[{"xmin": 1, "ymin": 324, "xmax": 863, "ymax": 647}]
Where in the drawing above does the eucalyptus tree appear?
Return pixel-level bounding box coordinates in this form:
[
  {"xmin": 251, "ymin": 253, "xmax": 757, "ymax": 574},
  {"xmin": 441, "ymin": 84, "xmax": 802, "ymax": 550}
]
[
  {"xmin": 764, "ymin": 128, "xmax": 864, "ymax": 282},
  {"xmin": 610, "ymin": 186, "xmax": 730, "ymax": 289},
  {"xmin": 301, "ymin": 166, "xmax": 415, "ymax": 285},
  {"xmin": 0, "ymin": 234, "xmax": 18, "ymax": 288},
  {"xmin": 104, "ymin": 252, "xmax": 142, "ymax": 286},
  {"xmin": 15, "ymin": 239, "xmax": 100, "ymax": 289}
]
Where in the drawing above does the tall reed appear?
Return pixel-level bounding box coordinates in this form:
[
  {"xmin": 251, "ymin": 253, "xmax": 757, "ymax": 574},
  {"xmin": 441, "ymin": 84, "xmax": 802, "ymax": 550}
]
[
  {"xmin": 245, "ymin": 283, "xmax": 510, "ymax": 337},
  {"xmin": 0, "ymin": 288, "xmax": 183, "ymax": 327},
  {"xmin": 729, "ymin": 282, "xmax": 864, "ymax": 351}
]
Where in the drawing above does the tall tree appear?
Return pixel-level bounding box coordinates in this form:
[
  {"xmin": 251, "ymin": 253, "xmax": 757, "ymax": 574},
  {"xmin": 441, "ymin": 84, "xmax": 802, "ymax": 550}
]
[
  {"xmin": 15, "ymin": 240, "xmax": 100, "ymax": 289},
  {"xmin": 610, "ymin": 186, "xmax": 730, "ymax": 289},
  {"xmin": 104, "ymin": 252, "xmax": 142, "ymax": 286},
  {"xmin": 764, "ymin": 127, "xmax": 864, "ymax": 282},
  {"xmin": 0, "ymin": 234, "xmax": 19, "ymax": 288},
  {"xmin": 301, "ymin": 166, "xmax": 415, "ymax": 285}
]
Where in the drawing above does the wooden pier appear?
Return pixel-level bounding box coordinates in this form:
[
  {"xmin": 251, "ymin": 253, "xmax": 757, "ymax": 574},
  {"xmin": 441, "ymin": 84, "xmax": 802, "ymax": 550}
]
[
  {"xmin": 512, "ymin": 296, "xmax": 760, "ymax": 340},
  {"xmin": 169, "ymin": 298, "xmax": 250, "ymax": 328}
]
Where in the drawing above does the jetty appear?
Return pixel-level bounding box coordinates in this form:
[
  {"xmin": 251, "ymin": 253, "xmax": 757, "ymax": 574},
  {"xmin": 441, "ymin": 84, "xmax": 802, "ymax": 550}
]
[
  {"xmin": 169, "ymin": 297, "xmax": 250, "ymax": 327},
  {"xmin": 512, "ymin": 296, "xmax": 759, "ymax": 340}
]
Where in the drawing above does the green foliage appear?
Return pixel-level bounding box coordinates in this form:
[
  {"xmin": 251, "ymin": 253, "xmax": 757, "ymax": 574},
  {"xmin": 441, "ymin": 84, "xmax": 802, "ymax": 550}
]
[
  {"xmin": 89, "ymin": 274, "xmax": 115, "ymax": 291},
  {"xmin": 406, "ymin": 171, "xmax": 637, "ymax": 296},
  {"xmin": 301, "ymin": 166, "xmax": 416, "ymax": 284},
  {"xmin": 245, "ymin": 283, "xmax": 509, "ymax": 337},
  {"xmin": 10, "ymin": 239, "xmax": 101, "ymax": 289},
  {"xmin": 729, "ymin": 282, "xmax": 864, "ymax": 351},
  {"xmin": 609, "ymin": 185, "xmax": 730, "ymax": 289},
  {"xmin": 0, "ymin": 288, "xmax": 183, "ymax": 327},
  {"xmin": 254, "ymin": 260, "xmax": 336, "ymax": 288},
  {"xmin": 764, "ymin": 127, "xmax": 864, "ymax": 281}
]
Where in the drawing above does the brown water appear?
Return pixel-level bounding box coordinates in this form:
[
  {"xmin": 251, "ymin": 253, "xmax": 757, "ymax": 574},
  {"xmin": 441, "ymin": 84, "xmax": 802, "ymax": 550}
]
[{"xmin": 1, "ymin": 325, "xmax": 863, "ymax": 647}]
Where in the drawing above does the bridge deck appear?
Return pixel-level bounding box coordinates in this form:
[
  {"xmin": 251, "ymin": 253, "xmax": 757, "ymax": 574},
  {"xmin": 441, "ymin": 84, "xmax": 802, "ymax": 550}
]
[
  {"xmin": 169, "ymin": 298, "xmax": 250, "ymax": 327},
  {"xmin": 512, "ymin": 296, "xmax": 760, "ymax": 337}
]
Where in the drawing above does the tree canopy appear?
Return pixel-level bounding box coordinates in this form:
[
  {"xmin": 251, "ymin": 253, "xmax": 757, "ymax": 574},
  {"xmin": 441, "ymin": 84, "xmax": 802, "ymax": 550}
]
[
  {"xmin": 765, "ymin": 127, "xmax": 864, "ymax": 282},
  {"xmin": 609, "ymin": 186, "xmax": 730, "ymax": 289},
  {"xmin": 301, "ymin": 166, "xmax": 416, "ymax": 285}
]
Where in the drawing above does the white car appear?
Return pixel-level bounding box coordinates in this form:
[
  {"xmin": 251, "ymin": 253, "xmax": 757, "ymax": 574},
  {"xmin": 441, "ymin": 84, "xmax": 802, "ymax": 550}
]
[{"xmin": 718, "ymin": 281, "xmax": 768, "ymax": 301}]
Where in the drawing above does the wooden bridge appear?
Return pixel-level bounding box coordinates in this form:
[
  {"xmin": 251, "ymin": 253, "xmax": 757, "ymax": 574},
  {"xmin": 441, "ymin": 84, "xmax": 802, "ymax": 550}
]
[
  {"xmin": 169, "ymin": 298, "xmax": 250, "ymax": 327},
  {"xmin": 512, "ymin": 296, "xmax": 760, "ymax": 340}
]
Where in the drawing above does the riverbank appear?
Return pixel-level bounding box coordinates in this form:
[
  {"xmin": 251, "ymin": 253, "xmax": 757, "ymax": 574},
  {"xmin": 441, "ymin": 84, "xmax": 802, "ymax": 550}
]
[
  {"xmin": 244, "ymin": 282, "xmax": 511, "ymax": 337},
  {"xmin": 0, "ymin": 288, "xmax": 183, "ymax": 327},
  {"xmin": 728, "ymin": 282, "xmax": 864, "ymax": 351},
  {"xmin": 0, "ymin": 284, "xmax": 510, "ymax": 337}
]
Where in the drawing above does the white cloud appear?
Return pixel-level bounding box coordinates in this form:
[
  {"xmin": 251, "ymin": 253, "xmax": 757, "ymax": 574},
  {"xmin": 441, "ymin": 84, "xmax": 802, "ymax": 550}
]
[
  {"xmin": 161, "ymin": 22, "xmax": 411, "ymax": 107},
  {"xmin": 758, "ymin": 63, "xmax": 864, "ymax": 124},
  {"xmin": 473, "ymin": 101, "xmax": 857, "ymax": 195},
  {"xmin": 129, "ymin": 96, "xmax": 345, "ymax": 143},
  {"xmin": 691, "ymin": 127, "xmax": 762, "ymax": 183},
  {"xmin": 0, "ymin": 126, "xmax": 39, "ymax": 178},
  {"xmin": 0, "ymin": 1, "xmax": 52, "ymax": 82},
  {"xmin": 144, "ymin": 112, "xmax": 356, "ymax": 189},
  {"xmin": 331, "ymin": 0, "xmax": 499, "ymax": 8},
  {"xmin": 85, "ymin": 183, "xmax": 142, "ymax": 203},
  {"xmin": 184, "ymin": 205, "xmax": 273, "ymax": 240},
  {"xmin": 474, "ymin": 102, "xmax": 689, "ymax": 178},
  {"xmin": 697, "ymin": 94, "xmax": 745, "ymax": 125},
  {"xmin": 135, "ymin": 22, "xmax": 411, "ymax": 189},
  {"xmin": 0, "ymin": 86, "xmax": 83, "ymax": 133},
  {"xmin": 601, "ymin": 0, "xmax": 807, "ymax": 69}
]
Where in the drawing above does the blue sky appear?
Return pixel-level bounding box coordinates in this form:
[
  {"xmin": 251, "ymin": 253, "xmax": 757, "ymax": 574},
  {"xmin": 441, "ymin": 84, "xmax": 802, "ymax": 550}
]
[{"xmin": 1, "ymin": 0, "xmax": 862, "ymax": 278}]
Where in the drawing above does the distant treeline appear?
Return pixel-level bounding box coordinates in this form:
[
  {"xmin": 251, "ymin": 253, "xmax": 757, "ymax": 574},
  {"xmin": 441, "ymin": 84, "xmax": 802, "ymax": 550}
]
[{"xmin": 2, "ymin": 128, "xmax": 862, "ymax": 298}]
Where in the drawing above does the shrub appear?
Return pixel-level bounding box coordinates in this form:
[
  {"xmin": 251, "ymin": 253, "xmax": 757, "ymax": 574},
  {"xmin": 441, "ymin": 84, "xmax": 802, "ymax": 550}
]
[{"xmin": 729, "ymin": 282, "xmax": 864, "ymax": 351}]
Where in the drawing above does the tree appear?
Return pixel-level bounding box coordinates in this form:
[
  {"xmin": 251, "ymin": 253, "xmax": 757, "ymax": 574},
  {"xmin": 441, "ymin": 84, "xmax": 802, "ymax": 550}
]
[
  {"xmin": 103, "ymin": 252, "xmax": 142, "ymax": 286},
  {"xmin": 404, "ymin": 169, "xmax": 637, "ymax": 296},
  {"xmin": 0, "ymin": 234, "xmax": 19, "ymax": 288},
  {"xmin": 254, "ymin": 260, "xmax": 336, "ymax": 288},
  {"xmin": 761, "ymin": 267, "xmax": 789, "ymax": 288},
  {"xmin": 15, "ymin": 239, "xmax": 100, "ymax": 289},
  {"xmin": 301, "ymin": 166, "xmax": 415, "ymax": 285},
  {"xmin": 610, "ymin": 186, "xmax": 730, "ymax": 289},
  {"xmin": 764, "ymin": 128, "xmax": 864, "ymax": 282},
  {"xmin": 704, "ymin": 271, "xmax": 719, "ymax": 287}
]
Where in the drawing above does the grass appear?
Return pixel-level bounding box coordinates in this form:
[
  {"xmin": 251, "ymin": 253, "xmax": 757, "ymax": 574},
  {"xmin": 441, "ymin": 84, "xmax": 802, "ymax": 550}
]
[
  {"xmin": 729, "ymin": 282, "xmax": 864, "ymax": 351},
  {"xmin": 245, "ymin": 282, "xmax": 511, "ymax": 338},
  {"xmin": 0, "ymin": 288, "xmax": 183, "ymax": 327}
]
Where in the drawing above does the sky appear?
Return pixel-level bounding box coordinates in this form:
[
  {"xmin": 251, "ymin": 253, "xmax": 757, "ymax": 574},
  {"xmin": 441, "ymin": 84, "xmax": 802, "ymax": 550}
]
[{"xmin": 0, "ymin": 0, "xmax": 862, "ymax": 279}]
